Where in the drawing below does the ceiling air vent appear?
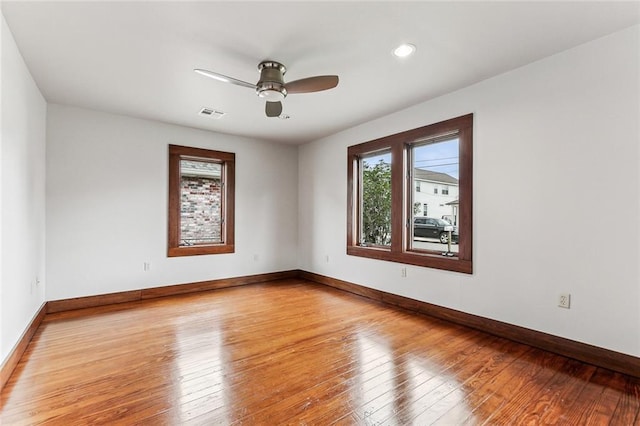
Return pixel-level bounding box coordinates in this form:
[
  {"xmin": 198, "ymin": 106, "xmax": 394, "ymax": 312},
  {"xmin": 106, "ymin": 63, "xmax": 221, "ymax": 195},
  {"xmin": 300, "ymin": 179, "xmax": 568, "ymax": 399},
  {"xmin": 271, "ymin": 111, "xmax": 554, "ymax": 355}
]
[{"xmin": 199, "ymin": 107, "xmax": 226, "ymax": 119}]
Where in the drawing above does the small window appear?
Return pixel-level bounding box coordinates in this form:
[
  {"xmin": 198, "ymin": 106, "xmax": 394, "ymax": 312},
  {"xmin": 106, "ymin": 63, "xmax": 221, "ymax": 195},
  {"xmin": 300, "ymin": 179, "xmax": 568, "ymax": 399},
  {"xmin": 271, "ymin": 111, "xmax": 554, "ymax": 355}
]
[
  {"xmin": 423, "ymin": 203, "xmax": 428, "ymax": 216},
  {"xmin": 442, "ymin": 186, "xmax": 449, "ymax": 195},
  {"xmin": 168, "ymin": 145, "xmax": 235, "ymax": 256},
  {"xmin": 415, "ymin": 181, "xmax": 421, "ymax": 192},
  {"xmin": 434, "ymin": 187, "xmax": 438, "ymax": 194}
]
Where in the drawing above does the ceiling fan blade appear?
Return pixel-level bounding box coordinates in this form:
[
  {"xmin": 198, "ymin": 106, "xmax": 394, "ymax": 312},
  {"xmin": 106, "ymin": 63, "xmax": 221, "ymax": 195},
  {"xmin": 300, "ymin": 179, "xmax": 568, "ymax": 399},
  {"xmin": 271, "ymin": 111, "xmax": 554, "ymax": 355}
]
[
  {"xmin": 194, "ymin": 69, "xmax": 256, "ymax": 89},
  {"xmin": 265, "ymin": 101, "xmax": 282, "ymax": 117},
  {"xmin": 285, "ymin": 75, "xmax": 339, "ymax": 94}
]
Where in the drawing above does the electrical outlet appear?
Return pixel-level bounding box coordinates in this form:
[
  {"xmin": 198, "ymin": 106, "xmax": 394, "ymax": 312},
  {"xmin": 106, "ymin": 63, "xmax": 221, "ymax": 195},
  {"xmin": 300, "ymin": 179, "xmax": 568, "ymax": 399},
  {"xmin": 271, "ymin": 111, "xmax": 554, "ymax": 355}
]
[
  {"xmin": 558, "ymin": 293, "xmax": 571, "ymax": 309},
  {"xmin": 143, "ymin": 262, "xmax": 151, "ymax": 272},
  {"xmin": 401, "ymin": 267, "xmax": 407, "ymax": 278},
  {"xmin": 325, "ymin": 255, "xmax": 330, "ymax": 263}
]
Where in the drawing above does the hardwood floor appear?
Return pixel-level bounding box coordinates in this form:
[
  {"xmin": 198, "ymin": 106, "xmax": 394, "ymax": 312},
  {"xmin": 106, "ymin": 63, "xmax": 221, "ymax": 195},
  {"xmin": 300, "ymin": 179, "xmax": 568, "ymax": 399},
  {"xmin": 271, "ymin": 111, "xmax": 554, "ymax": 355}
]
[{"xmin": 1, "ymin": 278, "xmax": 639, "ymax": 425}]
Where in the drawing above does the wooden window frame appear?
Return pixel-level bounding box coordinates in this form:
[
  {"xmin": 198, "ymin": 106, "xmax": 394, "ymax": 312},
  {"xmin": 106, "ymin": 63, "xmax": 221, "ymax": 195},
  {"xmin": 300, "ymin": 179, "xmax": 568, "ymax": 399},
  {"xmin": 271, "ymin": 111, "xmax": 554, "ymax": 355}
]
[
  {"xmin": 168, "ymin": 144, "xmax": 235, "ymax": 257},
  {"xmin": 347, "ymin": 114, "xmax": 473, "ymax": 274}
]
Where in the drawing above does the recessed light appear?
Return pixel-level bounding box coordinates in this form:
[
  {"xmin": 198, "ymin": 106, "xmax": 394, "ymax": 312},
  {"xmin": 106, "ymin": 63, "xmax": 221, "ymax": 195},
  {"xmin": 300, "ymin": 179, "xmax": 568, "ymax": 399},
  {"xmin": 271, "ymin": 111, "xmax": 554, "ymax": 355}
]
[{"xmin": 393, "ymin": 43, "xmax": 416, "ymax": 58}]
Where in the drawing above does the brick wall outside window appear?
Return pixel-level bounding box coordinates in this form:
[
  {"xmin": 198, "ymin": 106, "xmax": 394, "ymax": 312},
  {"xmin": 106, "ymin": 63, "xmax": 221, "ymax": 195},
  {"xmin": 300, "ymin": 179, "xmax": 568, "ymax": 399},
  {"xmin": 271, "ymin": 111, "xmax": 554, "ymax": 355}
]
[{"xmin": 180, "ymin": 176, "xmax": 222, "ymax": 244}]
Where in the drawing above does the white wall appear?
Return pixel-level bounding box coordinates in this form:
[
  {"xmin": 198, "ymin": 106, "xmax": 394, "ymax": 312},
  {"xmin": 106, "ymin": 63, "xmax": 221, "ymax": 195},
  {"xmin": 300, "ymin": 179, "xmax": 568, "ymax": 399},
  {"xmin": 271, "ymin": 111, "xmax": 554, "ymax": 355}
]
[
  {"xmin": 46, "ymin": 105, "xmax": 298, "ymax": 300},
  {"xmin": 299, "ymin": 25, "xmax": 640, "ymax": 357},
  {"xmin": 1, "ymin": 13, "xmax": 47, "ymax": 363}
]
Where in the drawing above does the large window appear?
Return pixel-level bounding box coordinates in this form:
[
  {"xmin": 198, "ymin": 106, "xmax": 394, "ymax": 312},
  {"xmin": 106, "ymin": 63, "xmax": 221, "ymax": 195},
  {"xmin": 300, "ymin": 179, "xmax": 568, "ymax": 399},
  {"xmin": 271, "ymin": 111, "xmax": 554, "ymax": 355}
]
[
  {"xmin": 168, "ymin": 145, "xmax": 235, "ymax": 257},
  {"xmin": 347, "ymin": 114, "xmax": 473, "ymax": 273}
]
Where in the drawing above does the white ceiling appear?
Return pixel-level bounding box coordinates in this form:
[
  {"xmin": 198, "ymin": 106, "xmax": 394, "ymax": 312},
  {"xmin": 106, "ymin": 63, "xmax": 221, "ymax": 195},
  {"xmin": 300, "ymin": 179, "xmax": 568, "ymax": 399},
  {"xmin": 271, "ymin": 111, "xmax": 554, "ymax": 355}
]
[{"xmin": 2, "ymin": 1, "xmax": 639, "ymax": 144}]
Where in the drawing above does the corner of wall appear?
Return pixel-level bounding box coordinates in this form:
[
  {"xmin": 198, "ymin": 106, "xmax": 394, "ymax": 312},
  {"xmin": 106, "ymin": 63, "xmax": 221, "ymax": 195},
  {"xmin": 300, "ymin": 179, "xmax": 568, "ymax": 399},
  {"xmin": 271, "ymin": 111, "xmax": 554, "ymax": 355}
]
[{"xmin": 0, "ymin": 10, "xmax": 48, "ymax": 365}]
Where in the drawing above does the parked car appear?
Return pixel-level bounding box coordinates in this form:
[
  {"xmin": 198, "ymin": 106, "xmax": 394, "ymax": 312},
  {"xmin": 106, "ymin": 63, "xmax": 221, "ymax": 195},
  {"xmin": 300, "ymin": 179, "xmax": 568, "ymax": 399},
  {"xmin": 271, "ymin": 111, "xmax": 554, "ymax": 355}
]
[{"xmin": 413, "ymin": 217, "xmax": 458, "ymax": 243}]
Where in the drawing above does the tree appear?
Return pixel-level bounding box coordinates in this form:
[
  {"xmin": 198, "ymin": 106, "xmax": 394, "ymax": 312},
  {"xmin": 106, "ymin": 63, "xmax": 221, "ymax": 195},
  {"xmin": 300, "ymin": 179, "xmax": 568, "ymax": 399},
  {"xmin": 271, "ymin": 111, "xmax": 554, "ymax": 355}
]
[{"xmin": 362, "ymin": 160, "xmax": 391, "ymax": 245}]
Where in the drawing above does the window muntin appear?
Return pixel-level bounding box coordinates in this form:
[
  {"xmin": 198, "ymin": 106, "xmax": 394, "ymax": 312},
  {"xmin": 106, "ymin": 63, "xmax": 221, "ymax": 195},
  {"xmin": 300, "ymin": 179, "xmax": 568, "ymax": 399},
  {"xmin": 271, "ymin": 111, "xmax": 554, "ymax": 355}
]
[
  {"xmin": 168, "ymin": 145, "xmax": 235, "ymax": 257},
  {"xmin": 347, "ymin": 114, "xmax": 473, "ymax": 274}
]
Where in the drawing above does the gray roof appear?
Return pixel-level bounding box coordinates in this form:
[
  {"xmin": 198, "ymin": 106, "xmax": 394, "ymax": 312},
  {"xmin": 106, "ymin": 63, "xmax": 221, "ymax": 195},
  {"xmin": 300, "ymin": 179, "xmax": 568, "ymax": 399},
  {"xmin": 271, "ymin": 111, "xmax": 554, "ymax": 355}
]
[{"xmin": 414, "ymin": 168, "xmax": 458, "ymax": 185}]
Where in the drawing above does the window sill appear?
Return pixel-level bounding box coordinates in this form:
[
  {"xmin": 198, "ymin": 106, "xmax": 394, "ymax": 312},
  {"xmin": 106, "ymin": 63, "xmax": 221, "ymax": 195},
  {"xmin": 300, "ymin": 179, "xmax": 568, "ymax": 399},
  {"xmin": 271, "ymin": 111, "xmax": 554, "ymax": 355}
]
[
  {"xmin": 347, "ymin": 246, "xmax": 472, "ymax": 274},
  {"xmin": 168, "ymin": 244, "xmax": 235, "ymax": 257}
]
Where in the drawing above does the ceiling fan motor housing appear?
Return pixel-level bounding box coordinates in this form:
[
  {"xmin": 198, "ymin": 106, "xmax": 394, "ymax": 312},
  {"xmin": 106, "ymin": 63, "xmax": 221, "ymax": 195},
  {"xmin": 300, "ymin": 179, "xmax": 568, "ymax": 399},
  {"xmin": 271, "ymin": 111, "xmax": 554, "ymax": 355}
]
[{"xmin": 256, "ymin": 61, "xmax": 287, "ymax": 100}]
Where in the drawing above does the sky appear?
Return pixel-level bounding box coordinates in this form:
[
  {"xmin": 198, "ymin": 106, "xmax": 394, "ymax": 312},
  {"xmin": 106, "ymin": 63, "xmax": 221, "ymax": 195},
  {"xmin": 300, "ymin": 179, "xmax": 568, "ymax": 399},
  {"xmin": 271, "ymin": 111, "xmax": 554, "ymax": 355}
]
[
  {"xmin": 362, "ymin": 137, "xmax": 459, "ymax": 179},
  {"xmin": 415, "ymin": 138, "xmax": 459, "ymax": 179}
]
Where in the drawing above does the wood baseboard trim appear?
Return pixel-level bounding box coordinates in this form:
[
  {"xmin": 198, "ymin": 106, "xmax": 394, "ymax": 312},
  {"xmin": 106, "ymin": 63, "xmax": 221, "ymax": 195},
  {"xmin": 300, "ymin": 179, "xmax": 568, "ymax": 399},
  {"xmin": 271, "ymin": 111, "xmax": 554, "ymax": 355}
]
[
  {"xmin": 0, "ymin": 302, "xmax": 48, "ymax": 392},
  {"xmin": 47, "ymin": 290, "xmax": 142, "ymax": 314},
  {"xmin": 47, "ymin": 270, "xmax": 298, "ymax": 314},
  {"xmin": 299, "ymin": 270, "xmax": 640, "ymax": 379},
  {"xmin": 140, "ymin": 270, "xmax": 297, "ymax": 299},
  {"xmin": 11, "ymin": 270, "xmax": 638, "ymax": 384}
]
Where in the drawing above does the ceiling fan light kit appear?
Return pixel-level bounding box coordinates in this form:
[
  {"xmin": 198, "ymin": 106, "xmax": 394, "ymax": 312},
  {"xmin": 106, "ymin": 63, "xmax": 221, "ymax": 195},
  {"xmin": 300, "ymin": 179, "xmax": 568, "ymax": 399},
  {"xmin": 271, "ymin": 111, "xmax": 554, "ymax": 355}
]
[
  {"xmin": 256, "ymin": 61, "xmax": 288, "ymax": 100},
  {"xmin": 194, "ymin": 59, "xmax": 339, "ymax": 118}
]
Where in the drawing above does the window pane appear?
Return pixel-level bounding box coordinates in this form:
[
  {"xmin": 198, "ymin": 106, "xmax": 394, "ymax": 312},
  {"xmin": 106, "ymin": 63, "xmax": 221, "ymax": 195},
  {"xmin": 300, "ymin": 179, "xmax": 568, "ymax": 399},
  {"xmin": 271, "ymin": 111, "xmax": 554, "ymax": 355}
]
[
  {"xmin": 179, "ymin": 159, "xmax": 223, "ymax": 246},
  {"xmin": 361, "ymin": 151, "xmax": 392, "ymax": 246},
  {"xmin": 410, "ymin": 138, "xmax": 459, "ymax": 254}
]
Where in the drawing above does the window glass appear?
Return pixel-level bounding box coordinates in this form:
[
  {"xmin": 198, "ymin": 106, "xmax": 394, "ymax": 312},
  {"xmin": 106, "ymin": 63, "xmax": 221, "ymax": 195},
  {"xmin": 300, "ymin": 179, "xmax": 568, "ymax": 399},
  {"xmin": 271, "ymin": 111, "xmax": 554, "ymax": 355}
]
[
  {"xmin": 179, "ymin": 160, "xmax": 223, "ymax": 246},
  {"xmin": 360, "ymin": 151, "xmax": 392, "ymax": 247},
  {"xmin": 410, "ymin": 138, "xmax": 459, "ymax": 254}
]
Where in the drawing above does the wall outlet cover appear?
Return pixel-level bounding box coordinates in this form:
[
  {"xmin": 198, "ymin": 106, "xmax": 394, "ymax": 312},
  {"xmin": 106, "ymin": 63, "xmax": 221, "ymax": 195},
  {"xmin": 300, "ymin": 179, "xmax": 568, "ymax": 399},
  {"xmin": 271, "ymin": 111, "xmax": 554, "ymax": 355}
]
[{"xmin": 558, "ymin": 293, "xmax": 571, "ymax": 309}]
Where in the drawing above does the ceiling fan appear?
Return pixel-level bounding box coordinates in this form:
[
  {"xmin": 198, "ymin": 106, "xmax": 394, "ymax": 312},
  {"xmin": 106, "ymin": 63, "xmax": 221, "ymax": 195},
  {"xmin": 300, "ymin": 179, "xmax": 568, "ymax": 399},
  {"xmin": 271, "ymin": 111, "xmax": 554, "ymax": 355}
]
[{"xmin": 194, "ymin": 60, "xmax": 339, "ymax": 117}]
